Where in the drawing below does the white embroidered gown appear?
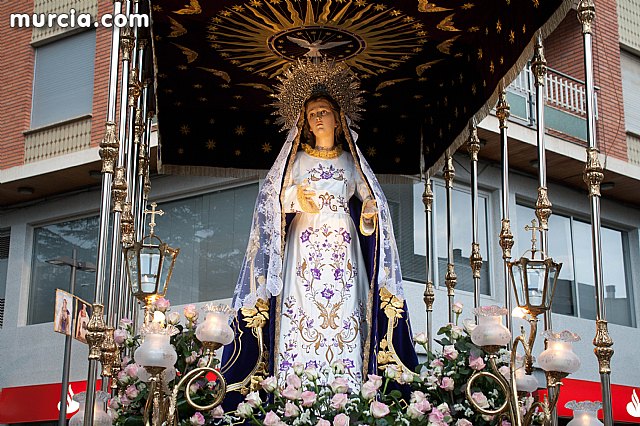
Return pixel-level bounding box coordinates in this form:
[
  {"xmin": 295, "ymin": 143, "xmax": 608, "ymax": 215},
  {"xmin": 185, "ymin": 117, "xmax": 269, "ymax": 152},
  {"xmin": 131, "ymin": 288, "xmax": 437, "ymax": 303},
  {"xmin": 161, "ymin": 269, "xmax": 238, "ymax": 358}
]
[{"xmin": 277, "ymin": 146, "xmax": 373, "ymax": 387}]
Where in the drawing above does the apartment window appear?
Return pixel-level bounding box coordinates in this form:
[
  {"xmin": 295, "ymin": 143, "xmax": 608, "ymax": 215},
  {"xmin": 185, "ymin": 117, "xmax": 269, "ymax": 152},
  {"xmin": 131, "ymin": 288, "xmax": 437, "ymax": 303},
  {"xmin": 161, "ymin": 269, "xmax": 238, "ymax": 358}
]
[
  {"xmin": 381, "ymin": 182, "xmax": 491, "ymax": 295},
  {"xmin": 31, "ymin": 30, "xmax": 95, "ymax": 129},
  {"xmin": 152, "ymin": 183, "xmax": 259, "ymax": 305},
  {"xmin": 29, "ymin": 216, "xmax": 99, "ymax": 325},
  {"xmin": 0, "ymin": 229, "xmax": 9, "ymax": 328},
  {"xmin": 515, "ymin": 204, "xmax": 634, "ymax": 327}
]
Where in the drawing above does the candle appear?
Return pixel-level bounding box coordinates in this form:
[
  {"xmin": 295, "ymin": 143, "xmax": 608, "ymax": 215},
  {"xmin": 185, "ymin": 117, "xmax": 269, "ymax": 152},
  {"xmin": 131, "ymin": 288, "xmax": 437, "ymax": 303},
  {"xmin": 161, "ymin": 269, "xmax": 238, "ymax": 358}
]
[
  {"xmin": 140, "ymin": 252, "xmax": 159, "ymax": 293},
  {"xmin": 470, "ymin": 306, "xmax": 511, "ymax": 348},
  {"xmin": 538, "ymin": 330, "xmax": 581, "ymax": 374}
]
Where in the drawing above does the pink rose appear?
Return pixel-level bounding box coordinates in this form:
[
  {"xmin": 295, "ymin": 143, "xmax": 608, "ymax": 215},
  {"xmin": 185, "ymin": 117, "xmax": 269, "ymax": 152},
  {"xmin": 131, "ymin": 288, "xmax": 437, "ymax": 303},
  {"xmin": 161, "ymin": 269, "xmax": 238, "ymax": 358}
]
[
  {"xmin": 457, "ymin": 419, "xmax": 473, "ymax": 426},
  {"xmin": 429, "ymin": 409, "xmax": 445, "ymax": 423},
  {"xmin": 108, "ymin": 398, "xmax": 120, "ymax": 409},
  {"xmin": 189, "ymin": 412, "xmax": 205, "ymax": 426},
  {"xmin": 301, "ymin": 390, "xmax": 316, "ymax": 407},
  {"xmin": 154, "ymin": 297, "xmax": 170, "ymax": 312},
  {"xmin": 119, "ymin": 395, "xmax": 130, "ymax": 406},
  {"xmin": 415, "ymin": 399, "xmax": 432, "ymax": 413},
  {"xmin": 212, "ymin": 406, "xmax": 224, "ymax": 419},
  {"xmin": 430, "ymin": 358, "xmax": 444, "ymax": 368},
  {"xmin": 186, "ymin": 351, "xmax": 198, "ymax": 365},
  {"xmin": 263, "ymin": 411, "xmax": 281, "ymax": 426},
  {"xmin": 452, "ymin": 301, "xmax": 464, "ymax": 314},
  {"xmin": 286, "ymin": 373, "xmax": 302, "ymax": 389},
  {"xmin": 330, "ymin": 377, "xmax": 349, "ymax": 394},
  {"xmin": 284, "ymin": 401, "xmax": 300, "ymax": 418},
  {"xmin": 471, "ymin": 391, "xmax": 489, "ymax": 409},
  {"xmin": 414, "ymin": 332, "xmax": 428, "ymax": 345},
  {"xmin": 167, "ymin": 311, "xmax": 181, "ymax": 325},
  {"xmin": 502, "ymin": 420, "xmax": 511, "ymax": 426},
  {"xmin": 410, "ymin": 390, "xmax": 427, "ymax": 404},
  {"xmin": 183, "ymin": 304, "xmax": 198, "ymax": 320},
  {"xmin": 334, "ymin": 413, "xmax": 350, "ymax": 426},
  {"xmin": 114, "ymin": 328, "xmax": 128, "ymax": 345},
  {"xmin": 443, "ymin": 345, "xmax": 459, "ymax": 360},
  {"xmin": 124, "ymin": 363, "xmax": 138, "ymax": 378},
  {"xmin": 117, "ymin": 370, "xmax": 128, "ymax": 383},
  {"xmin": 499, "ymin": 365, "xmax": 510, "ymax": 379},
  {"xmin": 119, "ymin": 318, "xmax": 133, "ymax": 327},
  {"xmin": 407, "ymin": 403, "xmax": 425, "ymax": 420},
  {"xmin": 330, "ymin": 393, "xmax": 348, "ymax": 411},
  {"xmin": 282, "ymin": 385, "xmax": 302, "ymax": 400},
  {"xmin": 260, "ymin": 376, "xmax": 278, "ymax": 393},
  {"xmin": 360, "ymin": 381, "xmax": 377, "ymax": 400},
  {"xmin": 370, "ymin": 401, "xmax": 390, "ymax": 419},
  {"xmin": 245, "ymin": 391, "xmax": 261, "ymax": 408},
  {"xmin": 125, "ymin": 384, "xmax": 138, "ymax": 399},
  {"xmin": 236, "ymin": 402, "xmax": 253, "ymax": 418},
  {"xmin": 367, "ymin": 374, "xmax": 383, "ymax": 389},
  {"xmin": 469, "ymin": 354, "xmax": 486, "ymax": 370},
  {"xmin": 316, "ymin": 420, "xmax": 330, "ymax": 426},
  {"xmin": 440, "ymin": 376, "xmax": 455, "ymax": 391}
]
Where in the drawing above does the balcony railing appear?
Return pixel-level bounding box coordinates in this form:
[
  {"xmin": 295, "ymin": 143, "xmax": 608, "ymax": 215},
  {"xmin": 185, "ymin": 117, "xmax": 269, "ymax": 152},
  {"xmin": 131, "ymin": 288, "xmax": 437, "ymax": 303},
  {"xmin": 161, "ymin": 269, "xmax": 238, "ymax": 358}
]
[{"xmin": 506, "ymin": 63, "xmax": 597, "ymax": 142}]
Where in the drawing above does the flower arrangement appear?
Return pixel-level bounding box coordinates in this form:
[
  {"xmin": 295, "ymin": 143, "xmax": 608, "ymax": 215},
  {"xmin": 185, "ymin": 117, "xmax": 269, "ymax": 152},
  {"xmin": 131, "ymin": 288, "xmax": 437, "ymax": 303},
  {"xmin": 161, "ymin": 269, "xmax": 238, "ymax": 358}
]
[{"xmin": 110, "ymin": 300, "xmax": 541, "ymax": 426}]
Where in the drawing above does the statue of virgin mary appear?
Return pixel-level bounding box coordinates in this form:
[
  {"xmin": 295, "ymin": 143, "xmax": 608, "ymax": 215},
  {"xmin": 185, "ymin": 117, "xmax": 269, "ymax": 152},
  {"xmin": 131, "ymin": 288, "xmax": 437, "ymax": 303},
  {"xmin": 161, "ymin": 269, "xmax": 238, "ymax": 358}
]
[{"xmin": 221, "ymin": 59, "xmax": 417, "ymax": 402}]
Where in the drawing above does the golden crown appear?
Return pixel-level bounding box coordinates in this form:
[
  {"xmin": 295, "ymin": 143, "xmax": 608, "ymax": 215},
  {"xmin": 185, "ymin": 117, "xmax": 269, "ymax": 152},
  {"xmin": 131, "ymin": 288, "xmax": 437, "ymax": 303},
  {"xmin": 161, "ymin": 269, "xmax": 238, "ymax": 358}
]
[{"xmin": 273, "ymin": 58, "xmax": 365, "ymax": 130}]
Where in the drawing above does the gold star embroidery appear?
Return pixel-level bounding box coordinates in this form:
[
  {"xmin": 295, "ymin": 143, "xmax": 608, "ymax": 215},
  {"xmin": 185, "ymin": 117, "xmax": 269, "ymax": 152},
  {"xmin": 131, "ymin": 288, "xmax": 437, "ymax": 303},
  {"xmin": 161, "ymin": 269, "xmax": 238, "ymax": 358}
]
[
  {"xmin": 355, "ymin": 0, "xmax": 366, "ymax": 6},
  {"xmin": 499, "ymin": 56, "xmax": 504, "ymax": 65},
  {"xmin": 208, "ymin": 25, "xmax": 218, "ymax": 32},
  {"xmin": 177, "ymin": 65, "xmax": 188, "ymax": 70},
  {"xmin": 366, "ymin": 147, "xmax": 377, "ymax": 157},
  {"xmin": 403, "ymin": 16, "xmax": 415, "ymax": 23},
  {"xmin": 413, "ymin": 94, "xmax": 423, "ymax": 99},
  {"xmin": 193, "ymin": 83, "xmax": 203, "ymax": 89},
  {"xmin": 250, "ymin": 0, "xmax": 261, "ymax": 6},
  {"xmin": 264, "ymin": 119, "xmax": 271, "ymax": 125},
  {"xmin": 461, "ymin": 3, "xmax": 474, "ymax": 8},
  {"xmin": 413, "ymin": 23, "xmax": 424, "ymax": 30},
  {"xmin": 220, "ymin": 10, "xmax": 231, "ymax": 17},
  {"xmin": 523, "ymin": 24, "xmax": 527, "ymax": 34},
  {"xmin": 533, "ymin": 0, "xmax": 539, "ymax": 7},
  {"xmin": 199, "ymin": 97, "xmax": 207, "ymax": 102},
  {"xmin": 178, "ymin": 148, "xmax": 184, "ymax": 155},
  {"xmin": 471, "ymin": 84, "xmax": 477, "ymax": 94},
  {"xmin": 496, "ymin": 20, "xmax": 502, "ymax": 33},
  {"xmin": 180, "ymin": 124, "xmax": 190, "ymax": 135},
  {"xmin": 152, "ymin": 5, "xmax": 163, "ymax": 11},
  {"xmin": 468, "ymin": 26, "xmax": 479, "ymax": 32},
  {"xmin": 509, "ymin": 30, "xmax": 515, "ymax": 44},
  {"xmin": 212, "ymin": 17, "xmax": 222, "ymax": 23},
  {"xmin": 235, "ymin": 149, "xmax": 242, "ymax": 156},
  {"xmin": 395, "ymin": 135, "xmax": 405, "ymax": 145},
  {"xmin": 261, "ymin": 142, "xmax": 272, "ymax": 153},
  {"xmin": 235, "ymin": 125, "xmax": 246, "ymax": 136},
  {"xmin": 374, "ymin": 4, "xmax": 386, "ymax": 10},
  {"xmin": 206, "ymin": 139, "xmax": 216, "ymax": 149},
  {"xmin": 390, "ymin": 10, "xmax": 401, "ymax": 16},
  {"xmin": 234, "ymin": 95, "xmax": 243, "ymax": 100},
  {"xmin": 477, "ymin": 48, "xmax": 483, "ymax": 60},
  {"xmin": 209, "ymin": 118, "xmax": 216, "ymax": 124},
  {"xmin": 490, "ymin": 61, "xmax": 495, "ymax": 73}
]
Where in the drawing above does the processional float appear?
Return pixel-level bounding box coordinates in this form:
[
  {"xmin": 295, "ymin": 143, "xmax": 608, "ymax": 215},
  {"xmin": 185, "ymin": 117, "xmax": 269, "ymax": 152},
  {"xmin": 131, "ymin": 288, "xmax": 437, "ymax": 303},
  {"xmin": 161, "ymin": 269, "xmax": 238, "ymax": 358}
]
[{"xmin": 78, "ymin": 0, "xmax": 614, "ymax": 425}]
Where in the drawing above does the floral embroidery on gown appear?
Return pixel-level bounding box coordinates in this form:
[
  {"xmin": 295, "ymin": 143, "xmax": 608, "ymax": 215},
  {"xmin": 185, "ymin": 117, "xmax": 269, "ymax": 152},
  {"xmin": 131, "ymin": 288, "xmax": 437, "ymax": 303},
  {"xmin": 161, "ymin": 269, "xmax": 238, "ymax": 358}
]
[{"xmin": 277, "ymin": 147, "xmax": 372, "ymax": 388}]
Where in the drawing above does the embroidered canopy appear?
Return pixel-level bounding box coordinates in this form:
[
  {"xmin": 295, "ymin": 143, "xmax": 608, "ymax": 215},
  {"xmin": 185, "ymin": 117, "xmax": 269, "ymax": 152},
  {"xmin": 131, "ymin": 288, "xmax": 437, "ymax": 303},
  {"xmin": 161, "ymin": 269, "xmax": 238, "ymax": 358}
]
[{"xmin": 148, "ymin": 0, "xmax": 572, "ymax": 177}]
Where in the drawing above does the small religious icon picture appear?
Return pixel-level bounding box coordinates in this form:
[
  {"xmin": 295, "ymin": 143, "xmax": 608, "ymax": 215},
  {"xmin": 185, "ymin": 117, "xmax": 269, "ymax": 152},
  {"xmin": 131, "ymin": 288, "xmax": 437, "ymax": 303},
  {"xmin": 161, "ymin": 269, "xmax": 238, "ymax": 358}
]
[
  {"xmin": 54, "ymin": 289, "xmax": 74, "ymax": 336},
  {"xmin": 74, "ymin": 298, "xmax": 92, "ymax": 344}
]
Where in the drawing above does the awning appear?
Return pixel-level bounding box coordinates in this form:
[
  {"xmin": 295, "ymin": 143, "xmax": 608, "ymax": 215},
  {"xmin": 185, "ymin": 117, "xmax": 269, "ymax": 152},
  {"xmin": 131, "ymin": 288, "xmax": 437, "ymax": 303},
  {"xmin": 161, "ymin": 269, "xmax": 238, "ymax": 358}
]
[
  {"xmin": 148, "ymin": 0, "xmax": 573, "ymax": 177},
  {"xmin": 0, "ymin": 380, "xmax": 102, "ymax": 424}
]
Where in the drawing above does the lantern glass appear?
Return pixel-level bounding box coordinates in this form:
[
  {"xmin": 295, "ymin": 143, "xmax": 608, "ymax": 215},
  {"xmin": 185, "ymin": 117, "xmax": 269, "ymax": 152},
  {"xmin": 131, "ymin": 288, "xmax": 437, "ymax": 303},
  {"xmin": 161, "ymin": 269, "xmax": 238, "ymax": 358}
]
[
  {"xmin": 124, "ymin": 235, "xmax": 179, "ymax": 300},
  {"xmin": 509, "ymin": 257, "xmax": 561, "ymax": 316}
]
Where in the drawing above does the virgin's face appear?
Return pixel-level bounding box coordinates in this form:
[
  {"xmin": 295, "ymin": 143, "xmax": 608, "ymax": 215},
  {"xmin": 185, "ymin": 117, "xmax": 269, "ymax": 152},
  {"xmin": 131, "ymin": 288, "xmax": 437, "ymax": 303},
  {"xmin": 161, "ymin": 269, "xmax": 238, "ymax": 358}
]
[{"xmin": 306, "ymin": 99, "xmax": 336, "ymax": 138}]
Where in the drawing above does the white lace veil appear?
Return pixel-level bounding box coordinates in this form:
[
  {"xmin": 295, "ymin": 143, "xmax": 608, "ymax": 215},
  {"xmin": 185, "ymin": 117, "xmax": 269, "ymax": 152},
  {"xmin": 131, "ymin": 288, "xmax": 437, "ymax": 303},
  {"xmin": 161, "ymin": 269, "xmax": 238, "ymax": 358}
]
[{"xmin": 231, "ymin": 114, "xmax": 405, "ymax": 311}]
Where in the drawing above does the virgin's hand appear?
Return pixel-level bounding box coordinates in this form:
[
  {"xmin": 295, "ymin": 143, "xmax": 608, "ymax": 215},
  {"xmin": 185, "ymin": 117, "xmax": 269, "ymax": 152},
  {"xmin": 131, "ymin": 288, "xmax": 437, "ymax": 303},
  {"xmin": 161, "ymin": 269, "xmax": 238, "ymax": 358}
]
[
  {"xmin": 299, "ymin": 181, "xmax": 316, "ymax": 203},
  {"xmin": 362, "ymin": 198, "xmax": 378, "ymax": 219}
]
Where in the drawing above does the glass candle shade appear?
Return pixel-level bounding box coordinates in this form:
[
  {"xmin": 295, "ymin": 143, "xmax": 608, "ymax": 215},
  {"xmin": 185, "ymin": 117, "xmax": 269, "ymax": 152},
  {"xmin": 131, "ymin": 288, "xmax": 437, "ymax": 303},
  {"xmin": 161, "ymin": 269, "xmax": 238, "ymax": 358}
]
[
  {"xmin": 471, "ymin": 306, "xmax": 511, "ymax": 348},
  {"xmin": 538, "ymin": 330, "xmax": 581, "ymax": 374},
  {"xmin": 196, "ymin": 305, "xmax": 235, "ymax": 346},
  {"xmin": 566, "ymin": 401, "xmax": 603, "ymax": 426},
  {"xmin": 140, "ymin": 252, "xmax": 160, "ymax": 293},
  {"xmin": 69, "ymin": 391, "xmax": 112, "ymax": 426},
  {"xmin": 134, "ymin": 332, "xmax": 177, "ymax": 369},
  {"xmin": 515, "ymin": 367, "xmax": 539, "ymax": 393}
]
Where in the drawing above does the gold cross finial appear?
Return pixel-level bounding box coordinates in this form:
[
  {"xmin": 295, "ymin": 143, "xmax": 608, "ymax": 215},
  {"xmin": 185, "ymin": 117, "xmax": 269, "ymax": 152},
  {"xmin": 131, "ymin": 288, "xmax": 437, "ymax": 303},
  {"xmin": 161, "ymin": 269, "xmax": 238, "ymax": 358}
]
[
  {"xmin": 144, "ymin": 202, "xmax": 164, "ymax": 236},
  {"xmin": 524, "ymin": 218, "xmax": 542, "ymax": 253}
]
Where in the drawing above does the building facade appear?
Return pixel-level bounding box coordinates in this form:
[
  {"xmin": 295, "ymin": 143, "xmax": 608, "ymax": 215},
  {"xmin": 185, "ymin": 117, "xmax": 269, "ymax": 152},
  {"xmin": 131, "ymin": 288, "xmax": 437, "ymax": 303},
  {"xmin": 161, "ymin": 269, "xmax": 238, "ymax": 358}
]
[{"xmin": 1, "ymin": 0, "xmax": 640, "ymax": 423}]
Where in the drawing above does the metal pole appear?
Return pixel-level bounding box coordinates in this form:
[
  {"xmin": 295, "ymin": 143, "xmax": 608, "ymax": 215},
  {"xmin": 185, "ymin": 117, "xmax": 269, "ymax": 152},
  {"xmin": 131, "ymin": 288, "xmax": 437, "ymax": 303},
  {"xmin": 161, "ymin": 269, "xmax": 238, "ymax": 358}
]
[
  {"xmin": 443, "ymin": 155, "xmax": 457, "ymax": 323},
  {"xmin": 496, "ymin": 89, "xmax": 514, "ymax": 340},
  {"xmin": 422, "ymin": 176, "xmax": 435, "ymax": 352},
  {"xmin": 84, "ymin": 0, "xmax": 123, "ymax": 423},
  {"xmin": 532, "ymin": 34, "xmax": 558, "ymax": 426},
  {"xmin": 577, "ymin": 2, "xmax": 614, "ymax": 425},
  {"xmin": 57, "ymin": 250, "xmax": 77, "ymax": 426},
  {"xmin": 468, "ymin": 124, "xmax": 482, "ymax": 311}
]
